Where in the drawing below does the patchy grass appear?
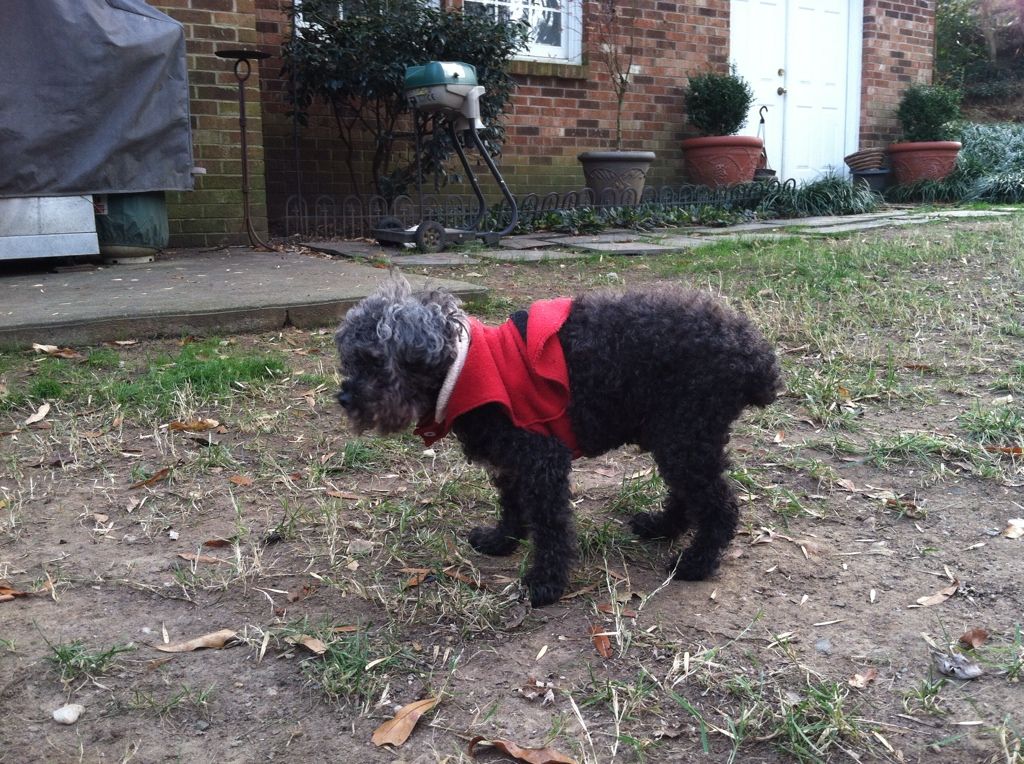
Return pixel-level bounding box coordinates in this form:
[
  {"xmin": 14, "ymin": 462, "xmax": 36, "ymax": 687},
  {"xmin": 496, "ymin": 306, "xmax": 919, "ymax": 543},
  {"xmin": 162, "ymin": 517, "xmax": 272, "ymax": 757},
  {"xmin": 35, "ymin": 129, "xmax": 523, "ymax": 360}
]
[{"xmin": 2, "ymin": 212, "xmax": 1024, "ymax": 762}]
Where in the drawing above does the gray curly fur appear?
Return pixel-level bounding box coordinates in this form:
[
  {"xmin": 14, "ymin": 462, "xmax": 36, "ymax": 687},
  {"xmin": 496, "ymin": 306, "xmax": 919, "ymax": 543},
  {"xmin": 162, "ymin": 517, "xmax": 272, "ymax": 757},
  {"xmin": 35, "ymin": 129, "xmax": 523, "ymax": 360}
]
[
  {"xmin": 336, "ymin": 273, "xmax": 782, "ymax": 607},
  {"xmin": 335, "ymin": 275, "xmax": 466, "ymax": 434}
]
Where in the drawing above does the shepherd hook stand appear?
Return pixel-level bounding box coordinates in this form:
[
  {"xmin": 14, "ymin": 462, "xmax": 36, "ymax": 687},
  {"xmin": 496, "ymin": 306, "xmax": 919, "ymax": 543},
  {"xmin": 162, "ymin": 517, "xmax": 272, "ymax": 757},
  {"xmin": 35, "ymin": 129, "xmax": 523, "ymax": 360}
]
[{"xmin": 216, "ymin": 48, "xmax": 272, "ymax": 250}]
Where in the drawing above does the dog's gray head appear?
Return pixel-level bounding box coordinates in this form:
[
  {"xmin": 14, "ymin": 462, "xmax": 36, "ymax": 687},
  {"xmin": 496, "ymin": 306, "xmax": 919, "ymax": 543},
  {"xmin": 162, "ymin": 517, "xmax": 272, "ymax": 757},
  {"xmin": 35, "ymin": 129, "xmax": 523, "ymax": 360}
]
[{"xmin": 335, "ymin": 274, "xmax": 466, "ymax": 434}]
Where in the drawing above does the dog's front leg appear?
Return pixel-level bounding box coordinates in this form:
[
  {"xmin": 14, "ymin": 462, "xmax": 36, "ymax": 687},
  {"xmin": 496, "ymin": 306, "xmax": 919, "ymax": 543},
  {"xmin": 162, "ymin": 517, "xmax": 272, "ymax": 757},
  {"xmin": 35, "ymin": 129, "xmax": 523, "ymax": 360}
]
[
  {"xmin": 454, "ymin": 406, "xmax": 575, "ymax": 607},
  {"xmin": 468, "ymin": 469, "xmax": 529, "ymax": 556}
]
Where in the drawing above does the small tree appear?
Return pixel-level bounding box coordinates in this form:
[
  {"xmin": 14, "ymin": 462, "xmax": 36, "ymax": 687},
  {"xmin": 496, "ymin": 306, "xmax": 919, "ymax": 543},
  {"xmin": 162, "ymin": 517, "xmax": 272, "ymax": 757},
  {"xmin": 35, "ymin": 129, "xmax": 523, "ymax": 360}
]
[
  {"xmin": 284, "ymin": 0, "xmax": 528, "ymax": 197},
  {"xmin": 683, "ymin": 67, "xmax": 755, "ymax": 137},
  {"xmin": 592, "ymin": 0, "xmax": 638, "ymax": 150}
]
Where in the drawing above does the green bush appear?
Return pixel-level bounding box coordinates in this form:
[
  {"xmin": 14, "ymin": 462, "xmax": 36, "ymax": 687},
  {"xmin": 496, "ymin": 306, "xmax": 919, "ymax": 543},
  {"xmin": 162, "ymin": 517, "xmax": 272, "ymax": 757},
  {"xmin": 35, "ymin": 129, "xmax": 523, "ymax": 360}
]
[
  {"xmin": 886, "ymin": 122, "xmax": 1024, "ymax": 203},
  {"xmin": 758, "ymin": 174, "xmax": 880, "ymax": 219},
  {"xmin": 683, "ymin": 67, "xmax": 755, "ymax": 136},
  {"xmin": 896, "ymin": 84, "xmax": 962, "ymax": 142},
  {"xmin": 283, "ymin": 0, "xmax": 528, "ymax": 198}
]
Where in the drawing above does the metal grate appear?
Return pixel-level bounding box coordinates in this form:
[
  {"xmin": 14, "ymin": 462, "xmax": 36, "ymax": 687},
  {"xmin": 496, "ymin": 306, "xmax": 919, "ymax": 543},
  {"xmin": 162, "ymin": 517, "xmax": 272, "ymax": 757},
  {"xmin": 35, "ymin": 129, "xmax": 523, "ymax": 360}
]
[{"xmin": 281, "ymin": 181, "xmax": 778, "ymax": 239}]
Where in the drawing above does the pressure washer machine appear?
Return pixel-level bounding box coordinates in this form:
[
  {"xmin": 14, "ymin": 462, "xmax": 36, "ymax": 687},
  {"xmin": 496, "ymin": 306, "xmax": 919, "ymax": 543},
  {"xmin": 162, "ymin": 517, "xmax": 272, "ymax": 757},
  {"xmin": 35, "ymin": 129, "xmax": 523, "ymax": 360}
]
[{"xmin": 372, "ymin": 62, "xmax": 518, "ymax": 253}]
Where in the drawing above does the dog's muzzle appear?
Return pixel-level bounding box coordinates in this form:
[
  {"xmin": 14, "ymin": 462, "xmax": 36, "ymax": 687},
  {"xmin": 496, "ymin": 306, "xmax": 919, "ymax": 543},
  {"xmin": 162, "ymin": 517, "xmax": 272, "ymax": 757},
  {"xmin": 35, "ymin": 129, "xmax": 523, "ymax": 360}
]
[{"xmin": 336, "ymin": 382, "xmax": 354, "ymax": 410}]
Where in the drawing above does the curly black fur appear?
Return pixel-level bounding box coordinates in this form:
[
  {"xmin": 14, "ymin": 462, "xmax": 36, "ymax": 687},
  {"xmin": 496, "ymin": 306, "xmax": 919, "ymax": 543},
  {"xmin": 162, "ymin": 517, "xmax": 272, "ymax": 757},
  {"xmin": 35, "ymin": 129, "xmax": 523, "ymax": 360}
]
[{"xmin": 336, "ymin": 277, "xmax": 782, "ymax": 607}]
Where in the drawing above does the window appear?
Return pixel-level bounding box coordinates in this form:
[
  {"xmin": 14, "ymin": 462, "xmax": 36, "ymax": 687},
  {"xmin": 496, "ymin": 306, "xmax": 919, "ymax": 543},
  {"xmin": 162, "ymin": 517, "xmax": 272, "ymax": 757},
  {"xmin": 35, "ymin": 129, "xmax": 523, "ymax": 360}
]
[
  {"xmin": 292, "ymin": 1, "xmax": 343, "ymax": 28},
  {"xmin": 464, "ymin": 0, "xmax": 582, "ymax": 64},
  {"xmin": 293, "ymin": 0, "xmax": 579, "ymax": 63}
]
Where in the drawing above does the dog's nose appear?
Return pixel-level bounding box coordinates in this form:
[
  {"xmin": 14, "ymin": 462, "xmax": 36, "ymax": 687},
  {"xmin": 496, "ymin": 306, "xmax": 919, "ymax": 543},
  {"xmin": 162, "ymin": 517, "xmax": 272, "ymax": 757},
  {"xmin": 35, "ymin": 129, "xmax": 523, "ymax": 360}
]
[{"xmin": 336, "ymin": 387, "xmax": 353, "ymax": 408}]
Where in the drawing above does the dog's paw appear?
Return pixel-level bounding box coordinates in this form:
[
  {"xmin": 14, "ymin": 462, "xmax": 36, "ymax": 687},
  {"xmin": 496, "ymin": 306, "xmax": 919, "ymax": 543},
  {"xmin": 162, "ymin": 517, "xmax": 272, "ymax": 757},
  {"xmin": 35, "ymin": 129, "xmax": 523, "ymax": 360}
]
[
  {"xmin": 629, "ymin": 511, "xmax": 677, "ymax": 540},
  {"xmin": 468, "ymin": 526, "xmax": 520, "ymax": 556},
  {"xmin": 523, "ymin": 575, "xmax": 566, "ymax": 608},
  {"xmin": 669, "ymin": 551, "xmax": 718, "ymax": 581}
]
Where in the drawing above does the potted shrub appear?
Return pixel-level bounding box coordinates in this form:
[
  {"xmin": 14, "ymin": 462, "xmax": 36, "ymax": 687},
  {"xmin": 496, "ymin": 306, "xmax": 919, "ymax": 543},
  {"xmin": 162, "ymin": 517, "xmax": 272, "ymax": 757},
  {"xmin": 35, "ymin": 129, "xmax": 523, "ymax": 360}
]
[
  {"xmin": 577, "ymin": 0, "xmax": 655, "ymax": 203},
  {"xmin": 680, "ymin": 67, "xmax": 760, "ymax": 187},
  {"xmin": 888, "ymin": 83, "xmax": 962, "ymax": 185}
]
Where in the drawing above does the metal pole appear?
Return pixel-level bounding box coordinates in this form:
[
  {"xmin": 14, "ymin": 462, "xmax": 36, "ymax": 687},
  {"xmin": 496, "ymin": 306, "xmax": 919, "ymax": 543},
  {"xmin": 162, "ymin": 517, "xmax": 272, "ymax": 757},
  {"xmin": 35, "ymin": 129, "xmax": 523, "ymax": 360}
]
[{"xmin": 217, "ymin": 49, "xmax": 272, "ymax": 250}]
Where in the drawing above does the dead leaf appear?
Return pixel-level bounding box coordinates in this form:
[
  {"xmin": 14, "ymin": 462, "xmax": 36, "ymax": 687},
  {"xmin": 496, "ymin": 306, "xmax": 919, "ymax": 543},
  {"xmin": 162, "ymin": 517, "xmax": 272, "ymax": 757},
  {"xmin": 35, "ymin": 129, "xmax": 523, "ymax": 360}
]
[
  {"xmin": 371, "ymin": 697, "xmax": 439, "ymax": 747},
  {"xmin": 847, "ymin": 668, "xmax": 879, "ymax": 688},
  {"xmin": 129, "ymin": 467, "xmax": 171, "ymax": 490},
  {"xmin": 1000, "ymin": 518, "xmax": 1024, "ymax": 539},
  {"xmin": 155, "ymin": 628, "xmax": 238, "ymax": 653},
  {"xmin": 932, "ymin": 652, "xmax": 983, "ymax": 679},
  {"xmin": 597, "ymin": 603, "xmax": 638, "ymax": 618},
  {"xmin": 518, "ymin": 677, "xmax": 557, "ymax": 704},
  {"xmin": 958, "ymin": 628, "xmax": 989, "ymax": 650},
  {"xmin": 32, "ymin": 343, "xmax": 83, "ymax": 359},
  {"xmin": 24, "ymin": 403, "xmax": 50, "ymax": 425},
  {"xmin": 985, "ymin": 445, "xmax": 1023, "ymax": 455},
  {"xmin": 468, "ymin": 736, "xmax": 577, "ymax": 764},
  {"xmin": 287, "ymin": 584, "xmax": 317, "ymax": 602},
  {"xmin": 203, "ymin": 538, "xmax": 232, "ymax": 548},
  {"xmin": 589, "ymin": 624, "xmax": 613, "ymax": 658},
  {"xmin": 400, "ymin": 567, "xmax": 432, "ymax": 588},
  {"xmin": 347, "ymin": 539, "xmax": 374, "ymax": 556},
  {"xmin": 0, "ymin": 583, "xmax": 32, "ymax": 602},
  {"xmin": 168, "ymin": 418, "xmax": 220, "ymax": 432},
  {"xmin": 442, "ymin": 566, "xmax": 485, "ymax": 590},
  {"xmin": 286, "ymin": 635, "xmax": 327, "ymax": 655},
  {"xmin": 915, "ymin": 580, "xmax": 959, "ymax": 607},
  {"xmin": 177, "ymin": 553, "xmax": 229, "ymax": 565},
  {"xmin": 228, "ymin": 474, "xmax": 254, "ymax": 486},
  {"xmin": 326, "ymin": 490, "xmax": 361, "ymax": 500}
]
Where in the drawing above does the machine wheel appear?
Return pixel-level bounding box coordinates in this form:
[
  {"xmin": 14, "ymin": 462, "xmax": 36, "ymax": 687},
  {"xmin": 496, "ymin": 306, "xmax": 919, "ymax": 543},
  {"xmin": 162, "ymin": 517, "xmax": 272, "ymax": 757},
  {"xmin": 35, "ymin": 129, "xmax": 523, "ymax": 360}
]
[
  {"xmin": 374, "ymin": 216, "xmax": 405, "ymax": 247},
  {"xmin": 414, "ymin": 221, "xmax": 446, "ymax": 253},
  {"xmin": 377, "ymin": 216, "xmax": 404, "ymax": 231}
]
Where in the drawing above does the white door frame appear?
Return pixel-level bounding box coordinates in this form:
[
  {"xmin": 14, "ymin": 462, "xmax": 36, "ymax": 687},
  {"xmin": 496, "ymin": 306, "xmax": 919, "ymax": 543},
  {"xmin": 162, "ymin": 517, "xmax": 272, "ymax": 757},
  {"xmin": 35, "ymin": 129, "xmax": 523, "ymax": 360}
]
[{"xmin": 729, "ymin": 0, "xmax": 863, "ymax": 181}]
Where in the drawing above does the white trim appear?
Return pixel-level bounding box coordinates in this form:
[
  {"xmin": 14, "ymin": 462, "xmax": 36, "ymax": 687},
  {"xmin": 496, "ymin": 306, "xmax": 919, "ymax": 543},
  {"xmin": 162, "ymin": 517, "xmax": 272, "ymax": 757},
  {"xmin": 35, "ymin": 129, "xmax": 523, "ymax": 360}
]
[
  {"xmin": 843, "ymin": 0, "xmax": 864, "ymax": 174},
  {"xmin": 434, "ymin": 317, "xmax": 471, "ymax": 423}
]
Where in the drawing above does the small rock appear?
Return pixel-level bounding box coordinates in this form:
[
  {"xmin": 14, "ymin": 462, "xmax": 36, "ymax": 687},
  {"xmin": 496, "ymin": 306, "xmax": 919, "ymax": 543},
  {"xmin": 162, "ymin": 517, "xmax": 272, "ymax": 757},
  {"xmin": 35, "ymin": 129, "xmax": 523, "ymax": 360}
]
[
  {"xmin": 814, "ymin": 638, "xmax": 833, "ymax": 655},
  {"xmin": 194, "ymin": 720, "xmax": 210, "ymax": 732},
  {"xmin": 53, "ymin": 704, "xmax": 84, "ymax": 725}
]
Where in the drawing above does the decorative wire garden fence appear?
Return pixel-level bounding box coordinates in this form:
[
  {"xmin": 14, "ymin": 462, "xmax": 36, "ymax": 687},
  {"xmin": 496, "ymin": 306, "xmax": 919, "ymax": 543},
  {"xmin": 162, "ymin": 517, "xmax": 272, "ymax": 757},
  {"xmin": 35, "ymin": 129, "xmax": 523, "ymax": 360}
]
[{"xmin": 280, "ymin": 181, "xmax": 784, "ymax": 239}]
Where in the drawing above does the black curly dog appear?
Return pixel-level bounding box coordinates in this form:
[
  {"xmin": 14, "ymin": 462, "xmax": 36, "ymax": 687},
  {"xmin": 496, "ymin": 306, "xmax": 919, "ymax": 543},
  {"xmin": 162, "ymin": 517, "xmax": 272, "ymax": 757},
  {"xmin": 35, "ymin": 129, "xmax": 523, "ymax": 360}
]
[{"xmin": 335, "ymin": 275, "xmax": 781, "ymax": 606}]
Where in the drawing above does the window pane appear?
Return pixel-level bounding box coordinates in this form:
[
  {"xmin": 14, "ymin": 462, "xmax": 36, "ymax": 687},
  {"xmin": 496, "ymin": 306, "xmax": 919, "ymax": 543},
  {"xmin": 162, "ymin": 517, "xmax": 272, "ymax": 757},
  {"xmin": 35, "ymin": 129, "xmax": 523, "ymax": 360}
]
[{"xmin": 467, "ymin": 0, "xmax": 579, "ymax": 62}]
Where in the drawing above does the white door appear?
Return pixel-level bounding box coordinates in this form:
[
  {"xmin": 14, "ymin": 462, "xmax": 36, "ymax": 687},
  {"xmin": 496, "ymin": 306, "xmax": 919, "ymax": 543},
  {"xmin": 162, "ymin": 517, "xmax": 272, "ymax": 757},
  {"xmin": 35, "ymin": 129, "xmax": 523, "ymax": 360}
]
[{"xmin": 729, "ymin": 0, "xmax": 862, "ymax": 182}]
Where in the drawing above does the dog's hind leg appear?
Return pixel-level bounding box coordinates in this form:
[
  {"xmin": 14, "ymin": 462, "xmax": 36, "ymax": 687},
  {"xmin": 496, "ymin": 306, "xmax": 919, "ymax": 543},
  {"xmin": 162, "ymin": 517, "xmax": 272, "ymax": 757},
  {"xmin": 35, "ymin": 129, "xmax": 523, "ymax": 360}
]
[
  {"xmin": 645, "ymin": 433, "xmax": 737, "ymax": 581},
  {"xmin": 628, "ymin": 487, "xmax": 690, "ymax": 540}
]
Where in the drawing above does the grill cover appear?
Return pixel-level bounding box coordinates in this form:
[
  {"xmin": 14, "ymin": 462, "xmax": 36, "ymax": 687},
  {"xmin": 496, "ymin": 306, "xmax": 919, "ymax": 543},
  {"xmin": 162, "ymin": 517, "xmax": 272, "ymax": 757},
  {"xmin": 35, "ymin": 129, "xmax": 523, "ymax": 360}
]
[{"xmin": 0, "ymin": 0, "xmax": 194, "ymax": 197}]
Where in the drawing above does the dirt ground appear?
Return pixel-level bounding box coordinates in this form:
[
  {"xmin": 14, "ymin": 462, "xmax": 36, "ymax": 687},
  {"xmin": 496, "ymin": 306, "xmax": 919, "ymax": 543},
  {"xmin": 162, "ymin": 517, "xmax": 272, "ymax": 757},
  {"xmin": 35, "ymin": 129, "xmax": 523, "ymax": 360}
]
[{"xmin": 1, "ymin": 214, "xmax": 1022, "ymax": 764}]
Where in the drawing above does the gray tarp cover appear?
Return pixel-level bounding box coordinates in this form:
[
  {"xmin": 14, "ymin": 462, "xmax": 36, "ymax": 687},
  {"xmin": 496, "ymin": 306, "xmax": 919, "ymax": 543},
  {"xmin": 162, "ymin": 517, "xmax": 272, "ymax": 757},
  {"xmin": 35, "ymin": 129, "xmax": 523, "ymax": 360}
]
[{"xmin": 0, "ymin": 0, "xmax": 194, "ymax": 197}]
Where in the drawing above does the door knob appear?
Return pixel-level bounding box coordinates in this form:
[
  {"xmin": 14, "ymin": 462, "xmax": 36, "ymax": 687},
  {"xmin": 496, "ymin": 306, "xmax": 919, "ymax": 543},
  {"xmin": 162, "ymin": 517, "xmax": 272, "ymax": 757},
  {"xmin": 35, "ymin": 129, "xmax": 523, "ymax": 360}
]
[{"xmin": 777, "ymin": 86, "xmax": 787, "ymax": 95}]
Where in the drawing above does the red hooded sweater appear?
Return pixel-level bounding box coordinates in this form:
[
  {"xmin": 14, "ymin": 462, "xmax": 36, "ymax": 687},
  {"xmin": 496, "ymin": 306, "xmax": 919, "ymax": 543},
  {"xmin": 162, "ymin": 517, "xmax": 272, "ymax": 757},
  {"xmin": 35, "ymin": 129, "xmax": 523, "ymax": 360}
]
[{"xmin": 414, "ymin": 298, "xmax": 580, "ymax": 458}]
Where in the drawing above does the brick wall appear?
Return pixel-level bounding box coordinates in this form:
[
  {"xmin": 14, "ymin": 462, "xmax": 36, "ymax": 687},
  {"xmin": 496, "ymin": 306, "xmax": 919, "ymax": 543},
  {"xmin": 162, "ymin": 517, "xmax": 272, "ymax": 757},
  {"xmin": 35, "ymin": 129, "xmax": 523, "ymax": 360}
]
[
  {"xmin": 250, "ymin": 0, "xmax": 933, "ymax": 235},
  {"xmin": 860, "ymin": 0, "xmax": 936, "ymax": 148},
  {"xmin": 498, "ymin": 0, "xmax": 731, "ymax": 195},
  {"xmin": 254, "ymin": 0, "xmax": 730, "ymax": 233},
  {"xmin": 151, "ymin": 0, "xmax": 269, "ymax": 247}
]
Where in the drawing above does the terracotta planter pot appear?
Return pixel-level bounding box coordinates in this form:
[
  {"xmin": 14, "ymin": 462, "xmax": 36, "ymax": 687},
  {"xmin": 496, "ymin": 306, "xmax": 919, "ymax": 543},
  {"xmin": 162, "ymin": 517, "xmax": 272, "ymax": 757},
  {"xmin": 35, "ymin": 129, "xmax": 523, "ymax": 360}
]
[
  {"xmin": 681, "ymin": 135, "xmax": 764, "ymax": 188},
  {"xmin": 577, "ymin": 151, "xmax": 656, "ymax": 203},
  {"xmin": 887, "ymin": 141, "xmax": 962, "ymax": 184}
]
